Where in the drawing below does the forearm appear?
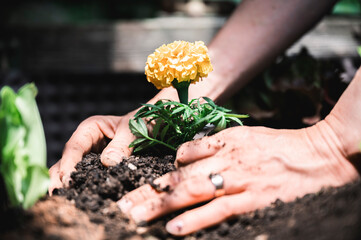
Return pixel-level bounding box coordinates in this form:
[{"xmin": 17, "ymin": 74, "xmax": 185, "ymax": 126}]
[
  {"xmin": 190, "ymin": 0, "xmax": 337, "ymax": 104},
  {"xmin": 147, "ymin": 0, "xmax": 337, "ymax": 105}
]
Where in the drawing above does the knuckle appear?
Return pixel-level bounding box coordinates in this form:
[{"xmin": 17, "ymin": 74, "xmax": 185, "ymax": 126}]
[
  {"xmin": 78, "ymin": 116, "xmax": 103, "ymax": 131},
  {"xmin": 142, "ymin": 188, "xmax": 160, "ymax": 204},
  {"xmin": 175, "ymin": 152, "xmax": 186, "ymax": 165},
  {"xmin": 216, "ymin": 198, "xmax": 235, "ymax": 218},
  {"xmin": 146, "ymin": 198, "xmax": 163, "ymax": 214},
  {"xmin": 174, "ymin": 159, "xmax": 184, "ymax": 168},
  {"xmin": 168, "ymin": 171, "xmax": 183, "ymax": 186},
  {"xmin": 182, "ymin": 179, "xmax": 204, "ymax": 198},
  {"xmin": 79, "ymin": 124, "xmax": 99, "ymax": 137},
  {"xmin": 177, "ymin": 167, "xmax": 193, "ymax": 181},
  {"xmin": 109, "ymin": 138, "xmax": 130, "ymax": 148},
  {"xmin": 64, "ymin": 141, "xmax": 84, "ymax": 154},
  {"xmin": 84, "ymin": 115, "xmax": 102, "ymax": 123},
  {"xmin": 209, "ymin": 136, "xmax": 225, "ymax": 150}
]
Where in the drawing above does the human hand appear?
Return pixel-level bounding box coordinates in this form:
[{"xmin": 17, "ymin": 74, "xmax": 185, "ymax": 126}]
[
  {"xmin": 117, "ymin": 124, "xmax": 359, "ymax": 236},
  {"xmin": 49, "ymin": 114, "xmax": 136, "ymax": 194}
]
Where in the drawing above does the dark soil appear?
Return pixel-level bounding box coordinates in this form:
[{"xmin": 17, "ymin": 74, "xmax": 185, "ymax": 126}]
[
  {"xmin": 2, "ymin": 153, "xmax": 361, "ymax": 240},
  {"xmin": 55, "ymin": 153, "xmax": 176, "ymax": 212}
]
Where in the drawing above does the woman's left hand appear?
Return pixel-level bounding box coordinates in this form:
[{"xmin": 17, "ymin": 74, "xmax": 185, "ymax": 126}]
[{"xmin": 117, "ymin": 124, "xmax": 358, "ymax": 236}]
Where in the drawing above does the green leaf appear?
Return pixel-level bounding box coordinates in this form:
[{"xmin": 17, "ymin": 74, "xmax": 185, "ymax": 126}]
[
  {"xmin": 141, "ymin": 103, "xmax": 162, "ymax": 109},
  {"xmin": 192, "ymin": 109, "xmax": 216, "ymax": 126},
  {"xmin": 202, "ymin": 97, "xmax": 233, "ymax": 112},
  {"xmin": 129, "ymin": 137, "xmax": 148, "ymax": 148},
  {"xmin": 218, "ymin": 106, "xmax": 232, "ymax": 113},
  {"xmin": 129, "ymin": 118, "xmax": 149, "ymax": 138},
  {"xmin": 209, "ymin": 113, "xmax": 222, "ymax": 123},
  {"xmin": 166, "ymin": 135, "xmax": 178, "ymax": 145},
  {"xmin": 196, "ymin": 98, "xmax": 202, "ymax": 111},
  {"xmin": 215, "ymin": 116, "xmax": 227, "ymax": 131},
  {"xmin": 183, "ymin": 108, "xmax": 193, "ymax": 120},
  {"xmin": 225, "ymin": 113, "xmax": 249, "ymax": 119},
  {"xmin": 129, "ymin": 96, "xmax": 248, "ymax": 154},
  {"xmin": 228, "ymin": 116, "xmax": 243, "ymax": 126},
  {"xmin": 134, "ymin": 107, "xmax": 158, "ymax": 118},
  {"xmin": 160, "ymin": 125, "xmax": 170, "ymax": 141},
  {"xmin": 161, "ymin": 100, "xmax": 181, "ymax": 105},
  {"xmin": 152, "ymin": 119, "xmax": 162, "ymax": 139},
  {"xmin": 133, "ymin": 105, "xmax": 149, "ymax": 117},
  {"xmin": 133, "ymin": 141, "xmax": 156, "ymax": 153},
  {"xmin": 202, "ymin": 96, "xmax": 217, "ymax": 108},
  {"xmin": 172, "ymin": 106, "xmax": 186, "ymax": 115}
]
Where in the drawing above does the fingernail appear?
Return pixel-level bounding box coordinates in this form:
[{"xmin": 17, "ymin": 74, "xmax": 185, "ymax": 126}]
[
  {"xmin": 117, "ymin": 198, "xmax": 133, "ymax": 214},
  {"xmin": 101, "ymin": 151, "xmax": 122, "ymax": 166},
  {"xmin": 130, "ymin": 205, "xmax": 147, "ymax": 223},
  {"xmin": 166, "ymin": 220, "xmax": 184, "ymax": 235}
]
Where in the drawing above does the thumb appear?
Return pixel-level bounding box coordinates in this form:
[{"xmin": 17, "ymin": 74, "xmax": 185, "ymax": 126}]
[{"xmin": 101, "ymin": 116, "xmax": 135, "ymax": 166}]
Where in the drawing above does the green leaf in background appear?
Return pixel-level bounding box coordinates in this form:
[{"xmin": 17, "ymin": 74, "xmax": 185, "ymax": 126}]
[
  {"xmin": 0, "ymin": 83, "xmax": 49, "ymax": 209},
  {"xmin": 333, "ymin": 0, "xmax": 361, "ymax": 15}
]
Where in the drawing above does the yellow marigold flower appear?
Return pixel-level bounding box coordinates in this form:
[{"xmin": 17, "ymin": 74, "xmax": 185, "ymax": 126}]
[{"xmin": 145, "ymin": 40, "xmax": 213, "ymax": 89}]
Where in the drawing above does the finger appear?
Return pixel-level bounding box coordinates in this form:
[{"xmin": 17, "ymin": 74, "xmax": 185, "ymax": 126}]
[
  {"xmin": 48, "ymin": 161, "xmax": 63, "ymax": 196},
  {"xmin": 59, "ymin": 116, "xmax": 119, "ymax": 186},
  {"xmin": 59, "ymin": 125, "xmax": 102, "ymax": 186},
  {"xmin": 118, "ymin": 157, "xmax": 227, "ymax": 214},
  {"xmin": 128, "ymin": 175, "xmax": 216, "ymax": 223},
  {"xmin": 165, "ymin": 192, "xmax": 257, "ymax": 236},
  {"xmin": 127, "ymin": 170, "xmax": 247, "ymax": 223},
  {"xmin": 117, "ymin": 168, "xmax": 200, "ymax": 214},
  {"xmin": 117, "ymin": 184, "xmax": 159, "ymax": 214},
  {"xmin": 176, "ymin": 135, "xmax": 225, "ymax": 166},
  {"xmin": 100, "ymin": 115, "xmax": 136, "ymax": 166}
]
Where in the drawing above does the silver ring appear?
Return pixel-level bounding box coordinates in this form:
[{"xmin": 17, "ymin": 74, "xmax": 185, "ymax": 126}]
[{"xmin": 209, "ymin": 173, "xmax": 226, "ymax": 197}]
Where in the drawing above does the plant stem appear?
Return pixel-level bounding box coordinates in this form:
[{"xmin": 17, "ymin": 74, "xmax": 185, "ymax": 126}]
[
  {"xmin": 172, "ymin": 79, "xmax": 190, "ymax": 105},
  {"xmin": 148, "ymin": 136, "xmax": 177, "ymax": 151}
]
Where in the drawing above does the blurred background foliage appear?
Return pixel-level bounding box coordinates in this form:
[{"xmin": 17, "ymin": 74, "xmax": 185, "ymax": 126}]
[
  {"xmin": 227, "ymin": 48, "xmax": 359, "ymax": 129},
  {"xmin": 0, "ymin": 0, "xmax": 359, "ymax": 26},
  {"xmin": 333, "ymin": 0, "xmax": 361, "ymax": 14}
]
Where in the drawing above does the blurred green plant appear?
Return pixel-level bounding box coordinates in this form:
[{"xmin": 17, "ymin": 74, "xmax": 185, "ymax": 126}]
[
  {"xmin": 0, "ymin": 83, "xmax": 49, "ymax": 209},
  {"xmin": 333, "ymin": 0, "xmax": 361, "ymax": 15},
  {"xmin": 229, "ymin": 48, "xmax": 326, "ymax": 128}
]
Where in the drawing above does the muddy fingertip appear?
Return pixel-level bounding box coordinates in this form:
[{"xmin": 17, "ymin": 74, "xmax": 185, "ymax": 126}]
[{"xmin": 100, "ymin": 151, "xmax": 124, "ymax": 166}]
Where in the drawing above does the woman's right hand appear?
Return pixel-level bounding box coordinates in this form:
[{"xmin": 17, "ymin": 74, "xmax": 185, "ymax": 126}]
[{"xmin": 48, "ymin": 113, "xmax": 136, "ymax": 195}]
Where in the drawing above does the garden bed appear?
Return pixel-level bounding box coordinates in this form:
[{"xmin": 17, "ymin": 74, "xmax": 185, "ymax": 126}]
[
  {"xmin": 1, "ymin": 153, "xmax": 360, "ymax": 240},
  {"xmin": 1, "ymin": 50, "xmax": 361, "ymax": 239}
]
